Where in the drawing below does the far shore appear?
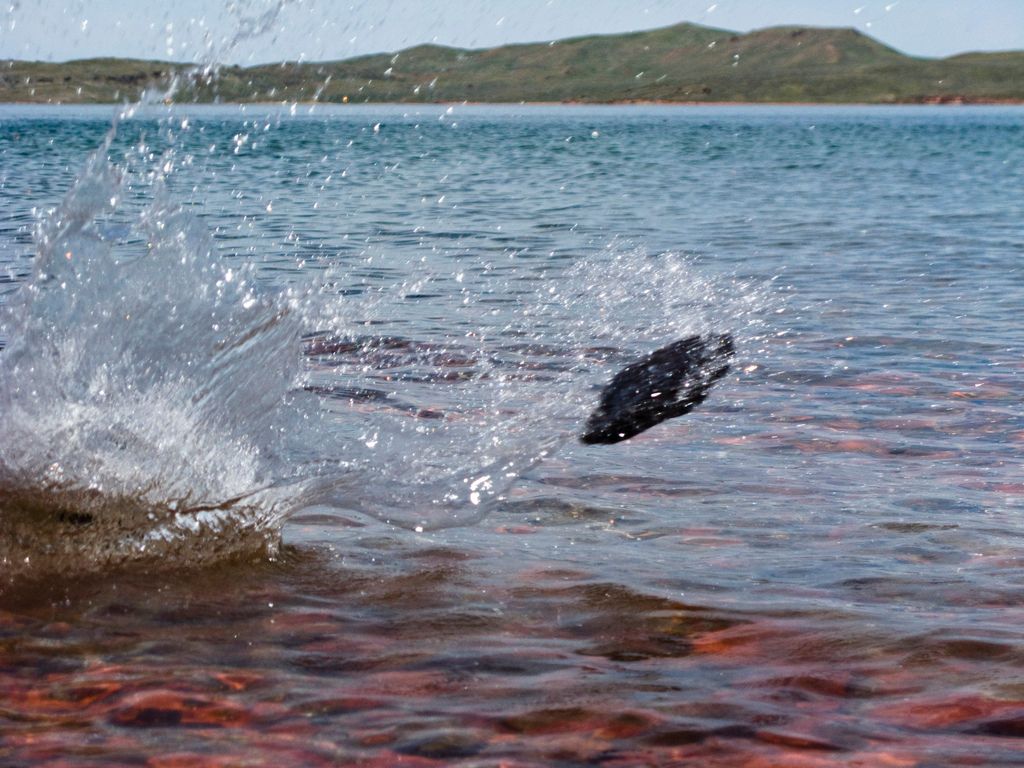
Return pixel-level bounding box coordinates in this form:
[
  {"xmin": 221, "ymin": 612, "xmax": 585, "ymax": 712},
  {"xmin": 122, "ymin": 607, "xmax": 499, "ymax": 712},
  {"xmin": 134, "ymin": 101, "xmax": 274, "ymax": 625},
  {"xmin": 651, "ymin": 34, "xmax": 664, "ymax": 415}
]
[
  {"xmin": 2, "ymin": 98, "xmax": 1024, "ymax": 108},
  {"xmin": 6, "ymin": 23, "xmax": 1024, "ymax": 108}
]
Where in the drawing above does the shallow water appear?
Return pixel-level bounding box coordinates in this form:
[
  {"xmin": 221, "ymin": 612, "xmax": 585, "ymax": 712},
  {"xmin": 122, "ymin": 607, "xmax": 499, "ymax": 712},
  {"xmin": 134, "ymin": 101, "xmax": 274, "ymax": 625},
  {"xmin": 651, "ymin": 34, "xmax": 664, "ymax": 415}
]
[{"xmin": 1, "ymin": 104, "xmax": 1024, "ymax": 765}]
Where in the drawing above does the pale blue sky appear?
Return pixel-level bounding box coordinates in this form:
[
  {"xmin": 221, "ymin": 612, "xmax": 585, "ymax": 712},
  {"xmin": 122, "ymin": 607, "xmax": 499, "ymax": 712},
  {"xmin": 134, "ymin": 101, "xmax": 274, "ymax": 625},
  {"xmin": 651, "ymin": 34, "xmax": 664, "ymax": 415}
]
[{"xmin": 4, "ymin": 0, "xmax": 1024, "ymax": 64}]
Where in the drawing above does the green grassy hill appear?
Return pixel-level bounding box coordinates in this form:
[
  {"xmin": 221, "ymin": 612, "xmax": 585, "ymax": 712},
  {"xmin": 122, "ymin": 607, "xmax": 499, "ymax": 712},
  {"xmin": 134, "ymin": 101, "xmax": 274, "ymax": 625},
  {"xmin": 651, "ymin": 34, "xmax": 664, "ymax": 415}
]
[{"xmin": 4, "ymin": 21, "xmax": 1024, "ymax": 104}]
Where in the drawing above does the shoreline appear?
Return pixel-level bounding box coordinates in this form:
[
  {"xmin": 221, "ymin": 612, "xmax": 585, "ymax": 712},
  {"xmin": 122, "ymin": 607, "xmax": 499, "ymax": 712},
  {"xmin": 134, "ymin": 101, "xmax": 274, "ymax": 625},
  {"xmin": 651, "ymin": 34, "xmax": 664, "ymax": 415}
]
[
  {"xmin": 6, "ymin": 22, "xmax": 1024, "ymax": 111},
  {"xmin": 2, "ymin": 98, "xmax": 1024, "ymax": 107}
]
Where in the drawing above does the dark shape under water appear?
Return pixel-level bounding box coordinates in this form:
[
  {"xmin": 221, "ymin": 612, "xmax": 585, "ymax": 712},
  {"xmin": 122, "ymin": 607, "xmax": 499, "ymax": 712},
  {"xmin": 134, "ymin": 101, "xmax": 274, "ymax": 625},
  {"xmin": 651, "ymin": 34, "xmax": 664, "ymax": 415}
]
[{"xmin": 580, "ymin": 334, "xmax": 734, "ymax": 444}]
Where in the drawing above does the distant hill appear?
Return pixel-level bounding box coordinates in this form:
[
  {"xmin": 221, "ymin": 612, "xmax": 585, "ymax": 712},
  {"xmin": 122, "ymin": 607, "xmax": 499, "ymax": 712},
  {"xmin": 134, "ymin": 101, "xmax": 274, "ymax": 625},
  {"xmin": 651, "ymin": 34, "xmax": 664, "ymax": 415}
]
[{"xmin": 4, "ymin": 21, "xmax": 1024, "ymax": 104}]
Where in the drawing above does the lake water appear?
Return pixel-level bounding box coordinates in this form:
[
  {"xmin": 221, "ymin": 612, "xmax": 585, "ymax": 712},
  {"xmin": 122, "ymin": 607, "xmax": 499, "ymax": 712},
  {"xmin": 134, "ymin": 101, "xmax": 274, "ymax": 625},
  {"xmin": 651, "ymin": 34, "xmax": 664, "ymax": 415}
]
[{"xmin": 1, "ymin": 104, "xmax": 1023, "ymax": 765}]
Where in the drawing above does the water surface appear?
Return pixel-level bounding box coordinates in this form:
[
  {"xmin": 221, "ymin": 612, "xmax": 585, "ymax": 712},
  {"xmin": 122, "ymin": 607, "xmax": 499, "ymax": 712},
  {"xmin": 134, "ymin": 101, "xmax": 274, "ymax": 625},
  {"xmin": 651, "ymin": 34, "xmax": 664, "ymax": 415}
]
[{"xmin": 1, "ymin": 104, "xmax": 1023, "ymax": 765}]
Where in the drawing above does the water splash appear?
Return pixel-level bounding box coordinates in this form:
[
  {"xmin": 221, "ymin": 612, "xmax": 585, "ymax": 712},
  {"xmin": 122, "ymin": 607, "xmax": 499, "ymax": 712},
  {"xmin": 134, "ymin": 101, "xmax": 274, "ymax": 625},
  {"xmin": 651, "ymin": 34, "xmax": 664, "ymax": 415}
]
[
  {"xmin": 0, "ymin": 105, "xmax": 772, "ymax": 578},
  {"xmin": 299, "ymin": 231, "xmax": 765, "ymax": 517},
  {"xmin": 0, "ymin": 132, "xmax": 311, "ymax": 573}
]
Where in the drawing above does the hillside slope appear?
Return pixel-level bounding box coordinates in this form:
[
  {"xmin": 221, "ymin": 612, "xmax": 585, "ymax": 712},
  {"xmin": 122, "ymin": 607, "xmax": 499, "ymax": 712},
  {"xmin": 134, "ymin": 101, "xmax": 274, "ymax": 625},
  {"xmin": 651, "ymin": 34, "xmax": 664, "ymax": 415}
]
[{"xmin": 3, "ymin": 22, "xmax": 1023, "ymax": 104}]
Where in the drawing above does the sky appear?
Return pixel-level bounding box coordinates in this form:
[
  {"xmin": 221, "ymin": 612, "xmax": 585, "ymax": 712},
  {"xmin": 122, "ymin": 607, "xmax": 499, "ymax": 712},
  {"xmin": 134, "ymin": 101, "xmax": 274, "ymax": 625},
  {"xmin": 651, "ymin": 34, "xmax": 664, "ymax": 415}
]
[{"xmin": 3, "ymin": 0, "xmax": 1024, "ymax": 64}]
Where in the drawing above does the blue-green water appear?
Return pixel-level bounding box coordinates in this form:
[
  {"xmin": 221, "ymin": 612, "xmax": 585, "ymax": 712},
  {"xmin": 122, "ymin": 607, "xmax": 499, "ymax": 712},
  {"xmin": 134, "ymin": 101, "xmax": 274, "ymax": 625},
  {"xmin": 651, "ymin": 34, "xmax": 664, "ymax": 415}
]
[{"xmin": 0, "ymin": 104, "xmax": 1023, "ymax": 765}]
